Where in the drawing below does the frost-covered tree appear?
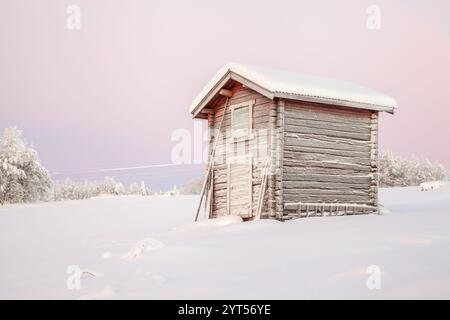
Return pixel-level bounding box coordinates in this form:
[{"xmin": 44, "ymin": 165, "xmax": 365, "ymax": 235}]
[
  {"xmin": 128, "ymin": 182, "xmax": 140, "ymax": 195},
  {"xmin": 140, "ymin": 181, "xmax": 147, "ymax": 196},
  {"xmin": 96, "ymin": 177, "xmax": 117, "ymax": 195},
  {"xmin": 53, "ymin": 179, "xmax": 96, "ymax": 201},
  {"xmin": 379, "ymin": 151, "xmax": 448, "ymax": 187},
  {"xmin": 0, "ymin": 127, "xmax": 53, "ymax": 204},
  {"xmin": 114, "ymin": 182, "xmax": 125, "ymax": 195},
  {"xmin": 180, "ymin": 178, "xmax": 203, "ymax": 194},
  {"xmin": 55, "ymin": 179, "xmax": 76, "ymax": 200},
  {"xmin": 54, "ymin": 178, "xmax": 75, "ymax": 201},
  {"xmin": 54, "ymin": 178, "xmax": 129, "ymax": 201}
]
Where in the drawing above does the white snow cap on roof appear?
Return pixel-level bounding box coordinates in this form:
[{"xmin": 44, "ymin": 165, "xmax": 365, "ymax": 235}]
[{"xmin": 189, "ymin": 63, "xmax": 397, "ymax": 114}]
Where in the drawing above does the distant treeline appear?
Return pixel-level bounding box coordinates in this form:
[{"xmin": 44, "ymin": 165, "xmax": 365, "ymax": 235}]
[{"xmin": 53, "ymin": 178, "xmax": 153, "ymax": 201}]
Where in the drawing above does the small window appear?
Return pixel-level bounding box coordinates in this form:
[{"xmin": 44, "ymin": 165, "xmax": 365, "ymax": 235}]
[{"xmin": 231, "ymin": 100, "xmax": 253, "ymax": 139}]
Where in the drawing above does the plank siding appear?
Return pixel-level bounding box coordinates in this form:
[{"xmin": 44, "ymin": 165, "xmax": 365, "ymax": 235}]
[{"xmin": 282, "ymin": 100, "xmax": 376, "ymax": 216}]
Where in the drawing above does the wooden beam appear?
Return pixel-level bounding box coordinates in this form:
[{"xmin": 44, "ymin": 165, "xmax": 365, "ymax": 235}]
[
  {"xmin": 219, "ymin": 89, "xmax": 233, "ymax": 97},
  {"xmin": 276, "ymin": 99, "xmax": 285, "ymax": 220},
  {"xmin": 268, "ymin": 103, "xmax": 277, "ymax": 218}
]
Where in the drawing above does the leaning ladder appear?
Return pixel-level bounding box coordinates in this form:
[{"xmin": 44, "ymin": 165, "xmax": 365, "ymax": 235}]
[
  {"xmin": 255, "ymin": 159, "xmax": 270, "ymax": 220},
  {"xmin": 194, "ymin": 97, "xmax": 230, "ymax": 222}
]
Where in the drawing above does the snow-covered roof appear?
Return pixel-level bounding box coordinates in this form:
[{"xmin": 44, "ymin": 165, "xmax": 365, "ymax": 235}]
[{"xmin": 190, "ymin": 63, "xmax": 397, "ymax": 117}]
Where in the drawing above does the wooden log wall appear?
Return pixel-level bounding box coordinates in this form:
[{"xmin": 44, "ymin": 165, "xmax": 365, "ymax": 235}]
[
  {"xmin": 207, "ymin": 83, "xmax": 273, "ymax": 218},
  {"xmin": 282, "ymin": 100, "xmax": 378, "ymax": 218}
]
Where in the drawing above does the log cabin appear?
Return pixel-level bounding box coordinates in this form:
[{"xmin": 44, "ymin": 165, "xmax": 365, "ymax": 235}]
[{"xmin": 190, "ymin": 63, "xmax": 397, "ymax": 221}]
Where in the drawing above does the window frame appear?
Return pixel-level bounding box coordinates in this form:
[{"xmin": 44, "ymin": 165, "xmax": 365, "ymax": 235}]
[{"xmin": 230, "ymin": 99, "xmax": 255, "ymax": 141}]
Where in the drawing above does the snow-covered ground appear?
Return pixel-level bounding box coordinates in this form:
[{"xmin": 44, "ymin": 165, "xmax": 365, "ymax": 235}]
[{"xmin": 1, "ymin": 187, "xmax": 450, "ymax": 300}]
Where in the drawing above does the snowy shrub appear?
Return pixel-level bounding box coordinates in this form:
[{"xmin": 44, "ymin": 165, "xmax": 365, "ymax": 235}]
[
  {"xmin": 379, "ymin": 151, "xmax": 448, "ymax": 187},
  {"xmin": 140, "ymin": 181, "xmax": 148, "ymax": 196},
  {"xmin": 114, "ymin": 182, "xmax": 125, "ymax": 196},
  {"xmin": 0, "ymin": 127, "xmax": 53, "ymax": 204},
  {"xmin": 96, "ymin": 177, "xmax": 117, "ymax": 195},
  {"xmin": 127, "ymin": 181, "xmax": 152, "ymax": 195},
  {"xmin": 128, "ymin": 182, "xmax": 140, "ymax": 195},
  {"xmin": 53, "ymin": 179, "xmax": 95, "ymax": 201},
  {"xmin": 54, "ymin": 177, "xmax": 127, "ymax": 201},
  {"xmin": 419, "ymin": 181, "xmax": 448, "ymax": 192},
  {"xmin": 180, "ymin": 178, "xmax": 202, "ymax": 194}
]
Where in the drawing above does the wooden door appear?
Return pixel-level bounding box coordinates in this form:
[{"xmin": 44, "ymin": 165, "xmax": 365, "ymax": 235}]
[
  {"xmin": 227, "ymin": 157, "xmax": 253, "ymax": 218},
  {"xmin": 226, "ymin": 99, "xmax": 255, "ymax": 218}
]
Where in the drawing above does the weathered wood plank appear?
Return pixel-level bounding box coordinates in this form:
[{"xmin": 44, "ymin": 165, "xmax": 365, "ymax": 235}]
[
  {"xmin": 284, "ymin": 149, "xmax": 370, "ymax": 162},
  {"xmin": 283, "ymin": 173, "xmax": 370, "ymax": 183},
  {"xmin": 284, "ymin": 132, "xmax": 370, "ymax": 146},
  {"xmin": 283, "ymin": 160, "xmax": 370, "ymax": 172},
  {"xmin": 285, "ymin": 102, "xmax": 371, "ymax": 123},
  {"xmin": 285, "ymin": 117, "xmax": 371, "ymax": 134},
  {"xmin": 285, "ymin": 124, "xmax": 370, "ymax": 141},
  {"xmin": 283, "ymin": 193, "xmax": 370, "ymax": 203},
  {"xmin": 283, "ymin": 181, "xmax": 370, "ymax": 190},
  {"xmin": 284, "ymin": 136, "xmax": 370, "ymax": 153}
]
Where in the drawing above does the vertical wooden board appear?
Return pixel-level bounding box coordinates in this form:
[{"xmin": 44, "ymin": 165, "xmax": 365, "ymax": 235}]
[
  {"xmin": 268, "ymin": 103, "xmax": 277, "ymax": 217},
  {"xmin": 370, "ymin": 111, "xmax": 379, "ymax": 209},
  {"xmin": 276, "ymin": 99, "xmax": 285, "ymax": 220}
]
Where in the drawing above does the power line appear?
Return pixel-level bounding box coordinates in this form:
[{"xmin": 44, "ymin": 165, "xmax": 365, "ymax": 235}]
[
  {"xmin": 51, "ymin": 162, "xmax": 205, "ymax": 175},
  {"xmin": 52, "ymin": 166, "xmax": 204, "ymax": 183},
  {"xmin": 99, "ymin": 163, "xmax": 179, "ymax": 172}
]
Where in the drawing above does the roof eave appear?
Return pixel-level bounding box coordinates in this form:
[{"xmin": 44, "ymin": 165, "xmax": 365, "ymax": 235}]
[
  {"xmin": 273, "ymin": 92, "xmax": 396, "ymax": 114},
  {"xmin": 191, "ymin": 71, "xmax": 275, "ymax": 119},
  {"xmin": 191, "ymin": 71, "xmax": 396, "ymax": 117},
  {"xmin": 191, "ymin": 72, "xmax": 232, "ymax": 118}
]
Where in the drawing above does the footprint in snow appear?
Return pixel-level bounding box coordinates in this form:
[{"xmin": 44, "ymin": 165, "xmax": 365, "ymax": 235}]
[{"xmin": 122, "ymin": 238, "xmax": 164, "ymax": 260}]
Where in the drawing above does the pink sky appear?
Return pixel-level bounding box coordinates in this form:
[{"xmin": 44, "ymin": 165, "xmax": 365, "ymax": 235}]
[{"xmin": 0, "ymin": 0, "xmax": 449, "ymax": 187}]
